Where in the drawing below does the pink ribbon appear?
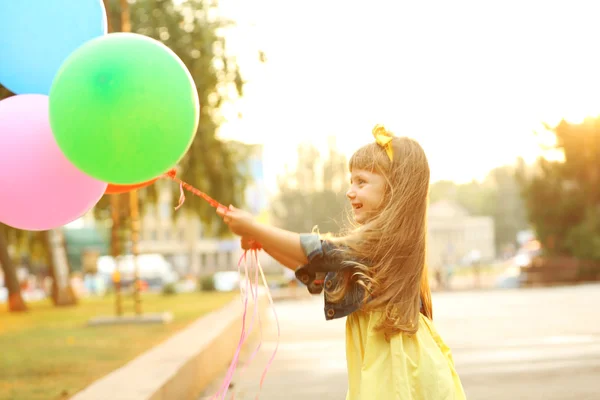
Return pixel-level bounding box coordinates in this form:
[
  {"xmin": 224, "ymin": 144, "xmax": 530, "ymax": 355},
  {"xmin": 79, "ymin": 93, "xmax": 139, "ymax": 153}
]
[{"xmin": 209, "ymin": 249, "xmax": 280, "ymax": 399}]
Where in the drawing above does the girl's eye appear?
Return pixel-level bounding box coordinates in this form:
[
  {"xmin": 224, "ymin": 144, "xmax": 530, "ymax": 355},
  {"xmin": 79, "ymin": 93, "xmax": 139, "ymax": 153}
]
[{"xmin": 358, "ymin": 179, "xmax": 366, "ymax": 185}]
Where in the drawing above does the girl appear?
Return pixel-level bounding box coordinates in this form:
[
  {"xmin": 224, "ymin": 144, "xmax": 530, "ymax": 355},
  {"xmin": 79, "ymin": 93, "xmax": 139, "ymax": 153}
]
[{"xmin": 217, "ymin": 125, "xmax": 466, "ymax": 400}]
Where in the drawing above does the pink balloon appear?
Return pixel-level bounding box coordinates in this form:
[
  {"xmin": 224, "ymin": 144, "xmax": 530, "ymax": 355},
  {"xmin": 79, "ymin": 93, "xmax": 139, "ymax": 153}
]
[{"xmin": 0, "ymin": 94, "xmax": 107, "ymax": 230}]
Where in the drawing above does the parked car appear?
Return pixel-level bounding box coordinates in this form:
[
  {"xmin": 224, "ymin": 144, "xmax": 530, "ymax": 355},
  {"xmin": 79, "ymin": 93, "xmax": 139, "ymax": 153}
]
[{"xmin": 96, "ymin": 253, "xmax": 178, "ymax": 289}]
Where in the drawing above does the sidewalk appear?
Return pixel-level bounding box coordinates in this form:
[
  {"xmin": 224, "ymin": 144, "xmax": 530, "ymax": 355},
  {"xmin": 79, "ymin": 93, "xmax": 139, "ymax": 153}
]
[
  {"xmin": 198, "ymin": 296, "xmax": 348, "ymax": 399},
  {"xmin": 446, "ymin": 272, "xmax": 499, "ymax": 290},
  {"xmin": 199, "ymin": 285, "xmax": 600, "ymax": 400}
]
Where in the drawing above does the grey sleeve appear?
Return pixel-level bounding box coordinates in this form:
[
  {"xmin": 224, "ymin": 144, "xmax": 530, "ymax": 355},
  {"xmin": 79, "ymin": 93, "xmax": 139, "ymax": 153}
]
[{"xmin": 299, "ymin": 233, "xmax": 324, "ymax": 260}]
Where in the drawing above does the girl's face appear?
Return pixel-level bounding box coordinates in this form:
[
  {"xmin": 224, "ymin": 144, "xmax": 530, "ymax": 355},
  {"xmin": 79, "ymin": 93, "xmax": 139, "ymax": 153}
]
[{"xmin": 346, "ymin": 169, "xmax": 386, "ymax": 224}]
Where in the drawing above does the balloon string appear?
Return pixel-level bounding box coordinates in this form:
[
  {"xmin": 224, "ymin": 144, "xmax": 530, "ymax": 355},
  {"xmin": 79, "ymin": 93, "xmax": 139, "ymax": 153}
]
[
  {"xmin": 211, "ymin": 252, "xmax": 253, "ymax": 400},
  {"xmin": 163, "ymin": 171, "xmax": 223, "ymax": 209},
  {"xmin": 162, "ymin": 172, "xmax": 263, "ymax": 251},
  {"xmin": 255, "ymin": 251, "xmax": 280, "ymax": 395},
  {"xmin": 242, "ymin": 253, "xmax": 263, "ymax": 372},
  {"xmin": 162, "ymin": 172, "xmax": 274, "ymax": 398}
]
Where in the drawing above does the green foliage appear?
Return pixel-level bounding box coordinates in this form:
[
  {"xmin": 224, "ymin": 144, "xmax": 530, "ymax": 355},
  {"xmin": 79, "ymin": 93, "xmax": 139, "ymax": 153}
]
[
  {"xmin": 0, "ymin": 84, "xmax": 12, "ymax": 100},
  {"xmin": 272, "ymin": 141, "xmax": 350, "ymax": 235},
  {"xmin": 198, "ymin": 274, "xmax": 216, "ymax": 291},
  {"xmin": 273, "ymin": 188, "xmax": 349, "ymax": 234},
  {"xmin": 519, "ymin": 117, "xmax": 600, "ymax": 260},
  {"xmin": 564, "ymin": 208, "xmax": 600, "ymax": 260},
  {"xmin": 98, "ymin": 0, "xmax": 249, "ymax": 235},
  {"xmin": 161, "ymin": 282, "xmax": 177, "ymax": 295}
]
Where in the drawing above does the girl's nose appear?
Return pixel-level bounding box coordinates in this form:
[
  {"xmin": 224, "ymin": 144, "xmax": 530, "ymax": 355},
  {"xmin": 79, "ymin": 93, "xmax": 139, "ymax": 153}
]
[{"xmin": 346, "ymin": 188, "xmax": 356, "ymax": 200}]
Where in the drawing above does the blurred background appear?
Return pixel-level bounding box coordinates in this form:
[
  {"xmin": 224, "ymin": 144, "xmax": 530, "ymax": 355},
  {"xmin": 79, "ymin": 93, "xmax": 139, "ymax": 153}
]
[{"xmin": 2, "ymin": 1, "xmax": 600, "ymax": 399}]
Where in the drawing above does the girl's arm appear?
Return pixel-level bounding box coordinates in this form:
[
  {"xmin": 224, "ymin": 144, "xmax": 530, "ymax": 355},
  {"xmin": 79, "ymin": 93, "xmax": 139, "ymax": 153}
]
[
  {"xmin": 263, "ymin": 246, "xmax": 303, "ymax": 271},
  {"xmin": 218, "ymin": 206, "xmax": 311, "ymax": 265},
  {"xmin": 240, "ymin": 234, "xmax": 305, "ymax": 270},
  {"xmin": 248, "ymin": 222, "xmax": 309, "ymax": 265}
]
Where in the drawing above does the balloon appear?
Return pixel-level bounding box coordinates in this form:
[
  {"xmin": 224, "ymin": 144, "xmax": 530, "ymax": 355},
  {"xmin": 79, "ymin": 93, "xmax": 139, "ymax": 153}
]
[
  {"xmin": 49, "ymin": 33, "xmax": 200, "ymax": 185},
  {"xmin": 105, "ymin": 168, "xmax": 176, "ymax": 194},
  {"xmin": 0, "ymin": 0, "xmax": 107, "ymax": 95},
  {"xmin": 0, "ymin": 95, "xmax": 107, "ymax": 231}
]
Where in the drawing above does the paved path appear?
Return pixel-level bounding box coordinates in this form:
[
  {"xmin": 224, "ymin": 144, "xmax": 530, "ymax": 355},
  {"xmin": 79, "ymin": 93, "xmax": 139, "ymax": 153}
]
[{"xmin": 201, "ymin": 284, "xmax": 600, "ymax": 399}]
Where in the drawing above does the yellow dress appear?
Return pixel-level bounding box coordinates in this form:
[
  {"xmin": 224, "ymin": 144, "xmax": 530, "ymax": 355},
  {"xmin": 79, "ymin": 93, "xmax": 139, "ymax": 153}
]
[{"xmin": 345, "ymin": 311, "xmax": 466, "ymax": 400}]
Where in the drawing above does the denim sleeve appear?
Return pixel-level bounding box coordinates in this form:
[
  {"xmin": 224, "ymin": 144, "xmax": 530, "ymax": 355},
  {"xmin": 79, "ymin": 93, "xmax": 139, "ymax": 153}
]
[
  {"xmin": 294, "ymin": 234, "xmax": 328, "ymax": 294},
  {"xmin": 295, "ymin": 233, "xmax": 365, "ymax": 320},
  {"xmin": 299, "ymin": 233, "xmax": 325, "ymax": 261},
  {"xmin": 295, "ymin": 233, "xmax": 348, "ymax": 294}
]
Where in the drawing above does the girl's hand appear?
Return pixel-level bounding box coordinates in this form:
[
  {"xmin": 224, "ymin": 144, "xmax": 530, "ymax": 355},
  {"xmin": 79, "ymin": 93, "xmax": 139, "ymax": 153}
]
[
  {"xmin": 240, "ymin": 236, "xmax": 255, "ymax": 250},
  {"xmin": 216, "ymin": 205, "xmax": 257, "ymax": 237}
]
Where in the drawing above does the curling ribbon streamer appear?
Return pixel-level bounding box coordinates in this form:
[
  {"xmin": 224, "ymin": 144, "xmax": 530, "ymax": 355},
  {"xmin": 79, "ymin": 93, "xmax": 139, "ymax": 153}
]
[{"xmin": 162, "ymin": 172, "xmax": 279, "ymax": 399}]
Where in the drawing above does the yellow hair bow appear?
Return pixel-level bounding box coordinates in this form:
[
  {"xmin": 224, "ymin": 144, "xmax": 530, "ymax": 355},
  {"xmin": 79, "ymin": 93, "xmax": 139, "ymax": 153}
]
[{"xmin": 372, "ymin": 124, "xmax": 394, "ymax": 161}]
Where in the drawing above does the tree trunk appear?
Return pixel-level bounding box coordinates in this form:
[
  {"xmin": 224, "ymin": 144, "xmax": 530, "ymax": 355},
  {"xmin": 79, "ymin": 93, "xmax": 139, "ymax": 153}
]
[
  {"xmin": 129, "ymin": 190, "xmax": 142, "ymax": 315},
  {"xmin": 119, "ymin": 0, "xmax": 131, "ymax": 33},
  {"xmin": 102, "ymin": 0, "xmax": 113, "ymax": 33},
  {"xmin": 111, "ymin": 195, "xmax": 123, "ymax": 316},
  {"xmin": 0, "ymin": 226, "xmax": 27, "ymax": 311},
  {"xmin": 43, "ymin": 230, "xmax": 77, "ymax": 306}
]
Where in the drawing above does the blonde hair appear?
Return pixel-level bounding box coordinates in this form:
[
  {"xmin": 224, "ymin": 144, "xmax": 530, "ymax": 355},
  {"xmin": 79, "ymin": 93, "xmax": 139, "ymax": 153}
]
[{"xmin": 327, "ymin": 127, "xmax": 432, "ymax": 340}]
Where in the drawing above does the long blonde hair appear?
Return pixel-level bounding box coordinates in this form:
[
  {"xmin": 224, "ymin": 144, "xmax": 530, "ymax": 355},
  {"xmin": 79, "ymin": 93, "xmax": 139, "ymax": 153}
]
[{"xmin": 328, "ymin": 127, "xmax": 432, "ymax": 339}]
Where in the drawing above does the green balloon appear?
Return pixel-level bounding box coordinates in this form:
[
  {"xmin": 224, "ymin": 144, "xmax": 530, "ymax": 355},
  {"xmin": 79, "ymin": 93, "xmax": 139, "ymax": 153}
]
[{"xmin": 49, "ymin": 33, "xmax": 199, "ymax": 184}]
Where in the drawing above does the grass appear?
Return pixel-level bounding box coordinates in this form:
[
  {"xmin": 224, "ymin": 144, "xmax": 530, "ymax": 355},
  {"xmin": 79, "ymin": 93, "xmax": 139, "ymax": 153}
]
[{"xmin": 0, "ymin": 290, "xmax": 237, "ymax": 400}]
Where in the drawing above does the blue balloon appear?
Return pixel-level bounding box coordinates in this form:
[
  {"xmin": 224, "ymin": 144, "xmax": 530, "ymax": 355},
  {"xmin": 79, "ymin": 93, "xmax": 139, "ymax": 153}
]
[{"xmin": 0, "ymin": 0, "xmax": 107, "ymax": 95}]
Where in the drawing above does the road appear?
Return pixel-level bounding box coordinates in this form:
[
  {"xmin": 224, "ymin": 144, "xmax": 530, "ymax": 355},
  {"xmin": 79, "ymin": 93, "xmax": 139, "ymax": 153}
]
[{"xmin": 200, "ymin": 284, "xmax": 600, "ymax": 399}]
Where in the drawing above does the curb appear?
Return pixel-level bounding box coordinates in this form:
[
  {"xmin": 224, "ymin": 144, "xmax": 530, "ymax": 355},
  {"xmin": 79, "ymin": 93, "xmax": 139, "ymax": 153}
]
[{"xmin": 70, "ymin": 293, "xmax": 269, "ymax": 400}]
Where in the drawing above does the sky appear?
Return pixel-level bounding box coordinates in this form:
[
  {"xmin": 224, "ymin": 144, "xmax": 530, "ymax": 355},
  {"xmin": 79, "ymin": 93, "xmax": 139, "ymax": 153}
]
[{"xmin": 213, "ymin": 0, "xmax": 600, "ymax": 195}]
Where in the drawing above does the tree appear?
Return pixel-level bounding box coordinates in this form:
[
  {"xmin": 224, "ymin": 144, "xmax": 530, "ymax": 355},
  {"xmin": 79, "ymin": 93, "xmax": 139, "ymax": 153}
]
[
  {"xmin": 484, "ymin": 165, "xmax": 529, "ymax": 250},
  {"xmin": 0, "ymin": 89, "xmax": 26, "ymax": 311},
  {"xmin": 519, "ymin": 117, "xmax": 600, "ymax": 259},
  {"xmin": 273, "ymin": 139, "xmax": 349, "ymax": 234},
  {"xmin": 2, "ymin": 0, "xmax": 253, "ymax": 310},
  {"xmin": 0, "ymin": 225, "xmax": 27, "ymax": 311},
  {"xmin": 102, "ymin": 0, "xmax": 132, "ymax": 316},
  {"xmin": 42, "ymin": 230, "xmax": 78, "ymax": 306},
  {"xmin": 95, "ymin": 0, "xmax": 252, "ymax": 314},
  {"xmin": 0, "ymin": 85, "xmax": 10, "ymax": 100},
  {"xmin": 98, "ymin": 0, "xmax": 249, "ymax": 234},
  {"xmin": 0, "ymin": 220, "xmax": 78, "ymax": 309},
  {"xmin": 0, "ymin": 89, "xmax": 32, "ymax": 311}
]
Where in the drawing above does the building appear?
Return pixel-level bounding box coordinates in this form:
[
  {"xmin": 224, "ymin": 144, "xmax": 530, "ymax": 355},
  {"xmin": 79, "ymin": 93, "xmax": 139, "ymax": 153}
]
[{"xmin": 427, "ymin": 200, "xmax": 495, "ymax": 270}]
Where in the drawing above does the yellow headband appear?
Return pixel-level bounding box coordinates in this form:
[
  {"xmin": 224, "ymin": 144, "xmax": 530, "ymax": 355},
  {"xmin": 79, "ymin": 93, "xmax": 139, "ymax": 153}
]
[{"xmin": 372, "ymin": 124, "xmax": 394, "ymax": 161}]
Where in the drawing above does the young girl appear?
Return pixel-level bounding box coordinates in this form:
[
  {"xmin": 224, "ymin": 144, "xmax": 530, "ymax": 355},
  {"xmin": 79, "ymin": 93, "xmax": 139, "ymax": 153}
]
[{"xmin": 217, "ymin": 125, "xmax": 466, "ymax": 399}]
